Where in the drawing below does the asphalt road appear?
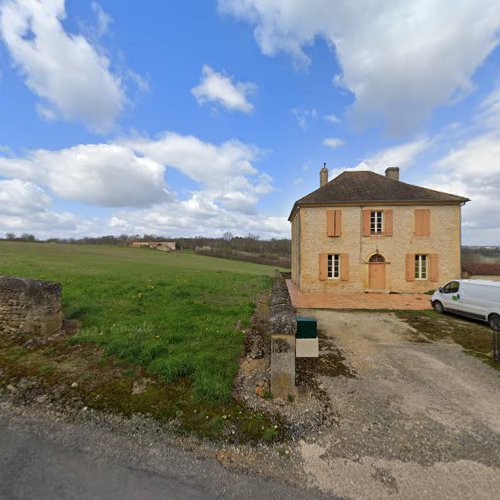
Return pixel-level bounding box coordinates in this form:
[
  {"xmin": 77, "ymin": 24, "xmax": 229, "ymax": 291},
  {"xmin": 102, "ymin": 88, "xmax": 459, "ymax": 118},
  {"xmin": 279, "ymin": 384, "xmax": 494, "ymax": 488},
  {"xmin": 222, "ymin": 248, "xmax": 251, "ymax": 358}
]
[{"xmin": 0, "ymin": 413, "xmax": 331, "ymax": 500}]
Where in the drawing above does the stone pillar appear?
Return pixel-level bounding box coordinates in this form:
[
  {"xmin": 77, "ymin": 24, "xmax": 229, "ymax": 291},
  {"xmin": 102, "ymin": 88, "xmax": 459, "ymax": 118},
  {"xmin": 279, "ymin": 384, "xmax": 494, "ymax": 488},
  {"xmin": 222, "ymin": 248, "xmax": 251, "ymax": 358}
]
[{"xmin": 270, "ymin": 272, "xmax": 296, "ymax": 398}]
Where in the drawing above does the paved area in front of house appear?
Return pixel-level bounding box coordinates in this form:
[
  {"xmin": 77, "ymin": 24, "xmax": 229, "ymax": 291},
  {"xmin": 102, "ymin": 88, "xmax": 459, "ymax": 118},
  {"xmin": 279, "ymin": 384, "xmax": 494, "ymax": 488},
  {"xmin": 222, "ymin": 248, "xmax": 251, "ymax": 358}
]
[
  {"xmin": 287, "ymin": 280, "xmax": 431, "ymax": 310},
  {"xmin": 295, "ymin": 309, "xmax": 500, "ymax": 499}
]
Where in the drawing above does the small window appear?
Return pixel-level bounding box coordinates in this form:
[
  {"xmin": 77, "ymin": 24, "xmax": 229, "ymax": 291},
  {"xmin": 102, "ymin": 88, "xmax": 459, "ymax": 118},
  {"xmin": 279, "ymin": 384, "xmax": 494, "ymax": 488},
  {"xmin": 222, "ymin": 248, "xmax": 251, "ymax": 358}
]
[
  {"xmin": 443, "ymin": 281, "xmax": 460, "ymax": 294},
  {"xmin": 414, "ymin": 255, "xmax": 427, "ymax": 279},
  {"xmin": 327, "ymin": 254, "xmax": 340, "ymax": 279},
  {"xmin": 369, "ymin": 254, "xmax": 385, "ymax": 263},
  {"xmin": 370, "ymin": 211, "xmax": 383, "ymax": 234}
]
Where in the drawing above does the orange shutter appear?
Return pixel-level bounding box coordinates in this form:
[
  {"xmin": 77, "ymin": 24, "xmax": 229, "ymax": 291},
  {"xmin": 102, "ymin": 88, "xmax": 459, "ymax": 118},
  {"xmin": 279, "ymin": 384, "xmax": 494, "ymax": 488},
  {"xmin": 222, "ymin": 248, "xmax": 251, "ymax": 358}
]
[
  {"xmin": 415, "ymin": 209, "xmax": 430, "ymax": 237},
  {"xmin": 334, "ymin": 210, "xmax": 342, "ymax": 236},
  {"xmin": 326, "ymin": 210, "xmax": 335, "ymax": 237},
  {"xmin": 422, "ymin": 209, "xmax": 431, "ymax": 236},
  {"xmin": 406, "ymin": 254, "xmax": 415, "ymax": 281},
  {"xmin": 430, "ymin": 254, "xmax": 439, "ymax": 282},
  {"xmin": 362, "ymin": 210, "xmax": 371, "ymax": 236},
  {"xmin": 415, "ymin": 210, "xmax": 422, "ymax": 236},
  {"xmin": 341, "ymin": 254, "xmax": 349, "ymax": 281},
  {"xmin": 384, "ymin": 210, "xmax": 393, "ymax": 236},
  {"xmin": 319, "ymin": 254, "xmax": 328, "ymax": 281}
]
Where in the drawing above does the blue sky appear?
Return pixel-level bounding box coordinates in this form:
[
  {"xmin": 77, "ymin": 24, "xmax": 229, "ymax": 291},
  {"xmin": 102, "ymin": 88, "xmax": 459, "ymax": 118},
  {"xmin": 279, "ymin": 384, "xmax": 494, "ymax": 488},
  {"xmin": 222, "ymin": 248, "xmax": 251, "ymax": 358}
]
[{"xmin": 0, "ymin": 0, "xmax": 500, "ymax": 244}]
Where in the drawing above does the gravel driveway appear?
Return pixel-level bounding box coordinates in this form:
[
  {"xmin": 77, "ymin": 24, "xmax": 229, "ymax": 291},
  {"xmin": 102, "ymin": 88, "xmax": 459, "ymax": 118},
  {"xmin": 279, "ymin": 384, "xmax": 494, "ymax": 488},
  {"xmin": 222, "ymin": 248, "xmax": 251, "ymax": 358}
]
[{"xmin": 296, "ymin": 309, "xmax": 500, "ymax": 499}]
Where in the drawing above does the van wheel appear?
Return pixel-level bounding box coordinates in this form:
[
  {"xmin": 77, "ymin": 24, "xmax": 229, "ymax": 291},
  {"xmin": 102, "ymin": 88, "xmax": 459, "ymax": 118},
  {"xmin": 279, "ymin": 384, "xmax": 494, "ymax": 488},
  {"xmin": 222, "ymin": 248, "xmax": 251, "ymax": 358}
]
[
  {"xmin": 433, "ymin": 301, "xmax": 444, "ymax": 314},
  {"xmin": 488, "ymin": 314, "xmax": 500, "ymax": 330}
]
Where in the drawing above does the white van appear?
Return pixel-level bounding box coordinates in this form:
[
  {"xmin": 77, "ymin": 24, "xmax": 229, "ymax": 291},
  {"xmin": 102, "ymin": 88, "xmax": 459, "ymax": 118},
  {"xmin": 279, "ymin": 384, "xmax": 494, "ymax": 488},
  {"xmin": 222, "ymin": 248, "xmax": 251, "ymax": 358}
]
[{"xmin": 431, "ymin": 279, "xmax": 500, "ymax": 329}]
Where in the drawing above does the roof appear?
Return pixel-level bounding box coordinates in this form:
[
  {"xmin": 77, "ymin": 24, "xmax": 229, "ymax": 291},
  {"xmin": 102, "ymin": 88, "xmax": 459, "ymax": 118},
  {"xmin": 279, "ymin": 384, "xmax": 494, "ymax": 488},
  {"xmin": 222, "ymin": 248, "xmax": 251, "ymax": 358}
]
[{"xmin": 289, "ymin": 171, "xmax": 469, "ymax": 220}]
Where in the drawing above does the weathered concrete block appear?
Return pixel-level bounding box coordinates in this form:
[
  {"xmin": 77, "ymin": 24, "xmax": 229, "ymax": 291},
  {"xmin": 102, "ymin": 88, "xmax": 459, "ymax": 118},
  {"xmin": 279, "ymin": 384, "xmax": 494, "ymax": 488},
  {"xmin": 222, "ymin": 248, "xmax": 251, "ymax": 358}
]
[
  {"xmin": 0, "ymin": 275, "xmax": 62, "ymax": 337},
  {"xmin": 296, "ymin": 338, "xmax": 319, "ymax": 358}
]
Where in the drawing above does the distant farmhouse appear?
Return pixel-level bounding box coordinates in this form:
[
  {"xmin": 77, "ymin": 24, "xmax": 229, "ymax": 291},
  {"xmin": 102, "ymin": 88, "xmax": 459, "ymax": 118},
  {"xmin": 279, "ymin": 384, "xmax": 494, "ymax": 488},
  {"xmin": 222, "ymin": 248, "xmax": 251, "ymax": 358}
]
[
  {"xmin": 132, "ymin": 241, "xmax": 176, "ymax": 252},
  {"xmin": 289, "ymin": 165, "xmax": 469, "ymax": 293}
]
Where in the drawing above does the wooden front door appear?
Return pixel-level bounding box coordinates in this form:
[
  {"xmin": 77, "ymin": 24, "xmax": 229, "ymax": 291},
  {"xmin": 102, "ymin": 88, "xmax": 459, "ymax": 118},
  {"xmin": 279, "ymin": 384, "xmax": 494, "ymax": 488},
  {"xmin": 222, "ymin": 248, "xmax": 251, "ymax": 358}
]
[{"xmin": 368, "ymin": 254, "xmax": 386, "ymax": 289}]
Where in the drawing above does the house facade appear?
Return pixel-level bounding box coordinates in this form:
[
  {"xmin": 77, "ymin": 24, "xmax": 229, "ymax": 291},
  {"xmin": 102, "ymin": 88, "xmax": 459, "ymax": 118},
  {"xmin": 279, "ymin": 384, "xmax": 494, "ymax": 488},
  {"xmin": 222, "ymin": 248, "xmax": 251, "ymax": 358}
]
[{"xmin": 289, "ymin": 166, "xmax": 469, "ymax": 293}]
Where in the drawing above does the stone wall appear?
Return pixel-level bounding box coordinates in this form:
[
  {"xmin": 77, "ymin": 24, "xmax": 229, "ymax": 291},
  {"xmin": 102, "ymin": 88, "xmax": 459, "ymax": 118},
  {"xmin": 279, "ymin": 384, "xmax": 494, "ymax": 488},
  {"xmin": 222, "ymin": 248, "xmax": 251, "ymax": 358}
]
[
  {"xmin": 292, "ymin": 204, "xmax": 462, "ymax": 293},
  {"xmin": 0, "ymin": 276, "xmax": 62, "ymax": 337},
  {"xmin": 270, "ymin": 271, "xmax": 296, "ymax": 398}
]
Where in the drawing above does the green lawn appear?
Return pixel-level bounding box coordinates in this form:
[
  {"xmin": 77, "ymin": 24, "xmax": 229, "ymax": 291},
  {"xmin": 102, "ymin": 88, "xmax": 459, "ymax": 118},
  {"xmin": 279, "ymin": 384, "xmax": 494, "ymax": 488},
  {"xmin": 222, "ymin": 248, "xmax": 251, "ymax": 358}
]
[{"xmin": 0, "ymin": 241, "xmax": 276, "ymax": 404}]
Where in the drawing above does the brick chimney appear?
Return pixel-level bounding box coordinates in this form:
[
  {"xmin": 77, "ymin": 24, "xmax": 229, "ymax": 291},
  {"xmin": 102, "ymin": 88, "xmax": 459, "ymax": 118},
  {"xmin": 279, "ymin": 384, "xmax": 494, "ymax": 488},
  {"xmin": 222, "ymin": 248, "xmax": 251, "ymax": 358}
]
[
  {"xmin": 385, "ymin": 167, "xmax": 399, "ymax": 181},
  {"xmin": 320, "ymin": 163, "xmax": 329, "ymax": 187}
]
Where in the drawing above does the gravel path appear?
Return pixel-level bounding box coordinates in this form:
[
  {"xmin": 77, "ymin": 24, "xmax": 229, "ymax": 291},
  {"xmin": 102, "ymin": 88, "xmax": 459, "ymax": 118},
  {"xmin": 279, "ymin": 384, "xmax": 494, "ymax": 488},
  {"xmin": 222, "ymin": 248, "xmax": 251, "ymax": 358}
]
[{"xmin": 296, "ymin": 310, "xmax": 500, "ymax": 499}]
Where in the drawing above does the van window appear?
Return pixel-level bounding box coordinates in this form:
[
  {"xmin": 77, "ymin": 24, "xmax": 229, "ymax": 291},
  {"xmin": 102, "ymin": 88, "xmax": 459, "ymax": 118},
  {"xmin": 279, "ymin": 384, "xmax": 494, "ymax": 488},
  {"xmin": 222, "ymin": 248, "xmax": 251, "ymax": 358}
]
[{"xmin": 443, "ymin": 281, "xmax": 460, "ymax": 294}]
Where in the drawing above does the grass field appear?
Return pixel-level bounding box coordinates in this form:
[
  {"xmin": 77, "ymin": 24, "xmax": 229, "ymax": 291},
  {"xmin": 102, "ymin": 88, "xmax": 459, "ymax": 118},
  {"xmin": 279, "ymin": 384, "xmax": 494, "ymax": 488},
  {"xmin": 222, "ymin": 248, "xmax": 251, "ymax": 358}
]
[{"xmin": 0, "ymin": 242, "xmax": 276, "ymax": 404}]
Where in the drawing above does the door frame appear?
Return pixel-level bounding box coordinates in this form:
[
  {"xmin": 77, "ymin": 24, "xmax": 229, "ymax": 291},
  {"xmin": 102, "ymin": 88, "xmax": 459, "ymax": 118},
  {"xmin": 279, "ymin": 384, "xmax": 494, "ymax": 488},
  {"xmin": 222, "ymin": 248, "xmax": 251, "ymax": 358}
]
[{"xmin": 367, "ymin": 253, "xmax": 387, "ymax": 291}]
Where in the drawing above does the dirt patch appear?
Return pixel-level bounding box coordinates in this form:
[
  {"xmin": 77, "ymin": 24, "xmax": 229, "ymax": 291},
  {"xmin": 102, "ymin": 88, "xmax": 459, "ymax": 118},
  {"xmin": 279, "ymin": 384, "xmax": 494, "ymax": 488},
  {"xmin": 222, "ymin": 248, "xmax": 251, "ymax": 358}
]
[{"xmin": 396, "ymin": 310, "xmax": 500, "ymax": 371}]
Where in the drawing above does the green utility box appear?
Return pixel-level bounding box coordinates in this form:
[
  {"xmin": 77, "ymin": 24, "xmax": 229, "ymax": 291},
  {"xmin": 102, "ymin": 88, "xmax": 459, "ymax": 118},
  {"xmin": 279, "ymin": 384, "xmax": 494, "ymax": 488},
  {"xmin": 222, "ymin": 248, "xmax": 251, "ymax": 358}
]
[{"xmin": 296, "ymin": 316, "xmax": 317, "ymax": 339}]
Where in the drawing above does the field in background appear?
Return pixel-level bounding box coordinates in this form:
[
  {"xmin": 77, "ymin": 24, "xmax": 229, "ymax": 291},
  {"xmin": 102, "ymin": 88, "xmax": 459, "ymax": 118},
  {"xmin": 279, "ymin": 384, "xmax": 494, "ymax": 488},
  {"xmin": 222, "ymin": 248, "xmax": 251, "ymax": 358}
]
[
  {"xmin": 0, "ymin": 242, "xmax": 276, "ymax": 404},
  {"xmin": 469, "ymin": 275, "xmax": 500, "ymax": 282}
]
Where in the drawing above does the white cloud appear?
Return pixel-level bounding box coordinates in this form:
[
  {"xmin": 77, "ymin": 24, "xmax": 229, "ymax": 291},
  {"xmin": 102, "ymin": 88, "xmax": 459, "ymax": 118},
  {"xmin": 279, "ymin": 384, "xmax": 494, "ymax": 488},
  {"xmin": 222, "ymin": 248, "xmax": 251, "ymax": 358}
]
[
  {"xmin": 478, "ymin": 85, "xmax": 500, "ymax": 130},
  {"xmin": 0, "ymin": 179, "xmax": 78, "ymax": 235},
  {"xmin": 191, "ymin": 65, "xmax": 256, "ymax": 113},
  {"xmin": 324, "ymin": 137, "xmax": 430, "ymax": 186},
  {"xmin": 0, "ymin": 144, "xmax": 170, "ymax": 207},
  {"xmin": 0, "ymin": 132, "xmax": 278, "ymax": 236},
  {"xmin": 0, "ymin": 0, "xmax": 125, "ymax": 131},
  {"xmin": 322, "ymin": 137, "xmax": 345, "ymax": 149},
  {"xmin": 124, "ymin": 132, "xmax": 272, "ymax": 213},
  {"xmin": 324, "ymin": 113, "xmax": 340, "ymax": 124},
  {"xmin": 218, "ymin": 0, "xmax": 500, "ymax": 133},
  {"xmin": 110, "ymin": 201, "xmax": 289, "ymax": 239},
  {"xmin": 292, "ymin": 107, "xmax": 317, "ymax": 130},
  {"xmin": 91, "ymin": 2, "xmax": 111, "ymax": 39},
  {"xmin": 352, "ymin": 138, "xmax": 430, "ymax": 174},
  {"xmin": 431, "ymin": 131, "xmax": 500, "ymax": 244}
]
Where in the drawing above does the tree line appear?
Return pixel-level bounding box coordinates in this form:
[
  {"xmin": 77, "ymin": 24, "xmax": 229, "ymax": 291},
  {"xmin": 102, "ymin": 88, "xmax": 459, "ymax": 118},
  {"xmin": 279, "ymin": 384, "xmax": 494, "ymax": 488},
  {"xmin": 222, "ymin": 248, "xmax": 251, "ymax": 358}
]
[{"xmin": 3, "ymin": 232, "xmax": 291, "ymax": 258}]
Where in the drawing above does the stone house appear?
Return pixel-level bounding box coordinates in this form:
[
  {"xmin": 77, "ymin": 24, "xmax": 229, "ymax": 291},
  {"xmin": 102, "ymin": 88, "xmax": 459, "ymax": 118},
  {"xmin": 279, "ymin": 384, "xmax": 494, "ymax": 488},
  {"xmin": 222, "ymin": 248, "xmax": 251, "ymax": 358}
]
[
  {"xmin": 289, "ymin": 166, "xmax": 469, "ymax": 293},
  {"xmin": 132, "ymin": 241, "xmax": 176, "ymax": 251}
]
